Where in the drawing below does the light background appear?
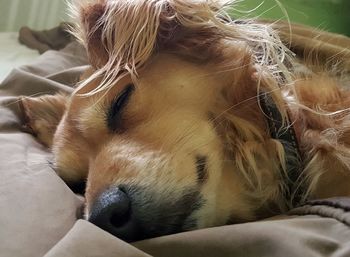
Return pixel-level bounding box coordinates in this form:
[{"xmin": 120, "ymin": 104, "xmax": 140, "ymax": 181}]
[{"xmin": 0, "ymin": 0, "xmax": 71, "ymax": 32}]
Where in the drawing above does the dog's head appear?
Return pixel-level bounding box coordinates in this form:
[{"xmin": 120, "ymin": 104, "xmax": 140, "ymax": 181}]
[{"xmin": 21, "ymin": 0, "xmax": 293, "ymax": 241}]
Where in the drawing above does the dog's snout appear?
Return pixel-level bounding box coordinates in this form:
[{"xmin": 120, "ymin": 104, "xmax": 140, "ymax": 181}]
[
  {"xmin": 88, "ymin": 187, "xmax": 138, "ymax": 242},
  {"xmin": 88, "ymin": 186, "xmax": 202, "ymax": 242}
]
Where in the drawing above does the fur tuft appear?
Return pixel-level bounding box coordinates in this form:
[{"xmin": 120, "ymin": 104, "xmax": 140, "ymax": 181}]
[{"xmin": 69, "ymin": 0, "xmax": 294, "ymax": 100}]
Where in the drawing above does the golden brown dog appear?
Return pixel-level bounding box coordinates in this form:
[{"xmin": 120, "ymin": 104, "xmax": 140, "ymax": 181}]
[{"xmin": 20, "ymin": 0, "xmax": 350, "ymax": 241}]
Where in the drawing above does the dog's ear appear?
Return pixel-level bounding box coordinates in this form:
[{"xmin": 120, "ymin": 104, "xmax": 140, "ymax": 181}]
[
  {"xmin": 19, "ymin": 94, "xmax": 68, "ymax": 148},
  {"xmin": 71, "ymin": 0, "xmax": 108, "ymax": 68},
  {"xmin": 72, "ymin": 0, "xmax": 225, "ymax": 69}
]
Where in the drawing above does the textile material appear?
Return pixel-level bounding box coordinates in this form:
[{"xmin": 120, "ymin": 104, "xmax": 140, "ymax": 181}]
[{"xmin": 18, "ymin": 23, "xmax": 73, "ymax": 54}]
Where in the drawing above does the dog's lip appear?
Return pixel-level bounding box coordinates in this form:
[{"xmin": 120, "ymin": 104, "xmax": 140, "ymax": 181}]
[{"xmin": 126, "ymin": 185, "xmax": 203, "ymax": 237}]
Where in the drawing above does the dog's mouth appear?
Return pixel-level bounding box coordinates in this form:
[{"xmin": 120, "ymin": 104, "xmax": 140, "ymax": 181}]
[{"xmin": 87, "ymin": 185, "xmax": 203, "ymax": 242}]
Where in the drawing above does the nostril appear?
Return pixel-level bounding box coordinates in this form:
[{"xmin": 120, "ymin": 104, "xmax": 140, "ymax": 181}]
[{"xmin": 110, "ymin": 201, "xmax": 131, "ymax": 228}]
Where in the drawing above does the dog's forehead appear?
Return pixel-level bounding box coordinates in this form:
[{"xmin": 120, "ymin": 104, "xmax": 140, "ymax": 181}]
[
  {"xmin": 66, "ymin": 53, "xmax": 226, "ymax": 127},
  {"xmin": 73, "ymin": 54, "xmax": 216, "ymax": 101},
  {"xmin": 138, "ymin": 54, "xmax": 210, "ymax": 86}
]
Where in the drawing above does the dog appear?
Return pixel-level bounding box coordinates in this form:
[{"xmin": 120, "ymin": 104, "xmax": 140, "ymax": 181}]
[{"xmin": 19, "ymin": 0, "xmax": 350, "ymax": 242}]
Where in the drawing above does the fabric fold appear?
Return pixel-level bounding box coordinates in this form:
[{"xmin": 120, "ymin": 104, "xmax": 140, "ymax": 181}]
[{"xmin": 44, "ymin": 220, "xmax": 152, "ymax": 257}]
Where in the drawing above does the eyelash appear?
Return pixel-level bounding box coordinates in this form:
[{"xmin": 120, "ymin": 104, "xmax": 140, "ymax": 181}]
[{"xmin": 107, "ymin": 84, "xmax": 135, "ymax": 132}]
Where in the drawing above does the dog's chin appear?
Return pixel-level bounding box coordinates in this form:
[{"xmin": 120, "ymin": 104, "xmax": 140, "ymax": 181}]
[{"xmin": 85, "ymin": 185, "xmax": 204, "ymax": 242}]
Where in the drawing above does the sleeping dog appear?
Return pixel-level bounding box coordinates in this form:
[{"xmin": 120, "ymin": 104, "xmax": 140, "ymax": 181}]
[{"xmin": 20, "ymin": 0, "xmax": 350, "ymax": 242}]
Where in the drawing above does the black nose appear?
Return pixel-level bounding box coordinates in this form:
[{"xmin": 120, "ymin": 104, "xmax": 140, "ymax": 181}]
[{"xmin": 88, "ymin": 187, "xmax": 138, "ymax": 242}]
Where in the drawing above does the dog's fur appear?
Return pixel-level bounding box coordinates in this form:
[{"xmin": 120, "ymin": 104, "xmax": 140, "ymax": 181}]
[{"xmin": 20, "ymin": 0, "xmax": 350, "ymax": 238}]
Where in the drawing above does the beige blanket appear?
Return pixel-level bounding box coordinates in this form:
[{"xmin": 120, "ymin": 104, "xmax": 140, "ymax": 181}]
[{"xmin": 1, "ymin": 23, "xmax": 350, "ymax": 257}]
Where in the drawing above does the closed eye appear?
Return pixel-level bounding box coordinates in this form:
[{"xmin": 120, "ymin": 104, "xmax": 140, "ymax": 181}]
[
  {"xmin": 195, "ymin": 155, "xmax": 208, "ymax": 184},
  {"xmin": 107, "ymin": 84, "xmax": 135, "ymax": 132}
]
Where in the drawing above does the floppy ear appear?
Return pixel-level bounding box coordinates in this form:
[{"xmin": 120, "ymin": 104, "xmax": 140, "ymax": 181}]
[
  {"xmin": 71, "ymin": 0, "xmax": 108, "ymax": 68},
  {"xmin": 72, "ymin": 0, "xmax": 226, "ymax": 69},
  {"xmin": 19, "ymin": 94, "xmax": 68, "ymax": 148}
]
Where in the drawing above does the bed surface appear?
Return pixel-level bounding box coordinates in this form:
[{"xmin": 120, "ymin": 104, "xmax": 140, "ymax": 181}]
[{"xmin": 0, "ymin": 32, "xmax": 39, "ymax": 82}]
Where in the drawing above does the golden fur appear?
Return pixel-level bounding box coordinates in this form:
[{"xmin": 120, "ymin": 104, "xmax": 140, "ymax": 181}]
[{"xmin": 20, "ymin": 0, "xmax": 350, "ymax": 238}]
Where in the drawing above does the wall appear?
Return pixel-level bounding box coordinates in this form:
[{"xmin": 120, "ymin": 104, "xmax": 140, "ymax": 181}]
[
  {"xmin": 0, "ymin": 0, "xmax": 71, "ymax": 32},
  {"xmin": 232, "ymin": 0, "xmax": 350, "ymax": 36}
]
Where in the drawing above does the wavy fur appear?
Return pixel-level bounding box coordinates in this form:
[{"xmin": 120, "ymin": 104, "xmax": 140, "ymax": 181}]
[{"xmin": 69, "ymin": 0, "xmax": 293, "ymax": 94}]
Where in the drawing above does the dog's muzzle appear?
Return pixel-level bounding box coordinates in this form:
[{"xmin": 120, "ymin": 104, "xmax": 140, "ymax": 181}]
[{"xmin": 88, "ymin": 186, "xmax": 202, "ymax": 242}]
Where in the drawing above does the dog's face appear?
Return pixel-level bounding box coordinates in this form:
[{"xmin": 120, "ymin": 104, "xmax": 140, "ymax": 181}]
[
  {"xmin": 51, "ymin": 53, "xmax": 255, "ymax": 241},
  {"xmin": 21, "ymin": 0, "xmax": 292, "ymax": 242}
]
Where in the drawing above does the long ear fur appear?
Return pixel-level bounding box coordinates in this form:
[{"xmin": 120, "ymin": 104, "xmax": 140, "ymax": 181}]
[
  {"xmin": 19, "ymin": 94, "xmax": 68, "ymax": 147},
  {"xmin": 69, "ymin": 0, "xmax": 108, "ymax": 68},
  {"xmin": 69, "ymin": 0, "xmax": 294, "ymax": 97}
]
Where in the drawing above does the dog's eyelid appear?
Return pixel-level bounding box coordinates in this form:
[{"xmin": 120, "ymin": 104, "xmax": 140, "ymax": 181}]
[
  {"xmin": 195, "ymin": 155, "xmax": 208, "ymax": 184},
  {"xmin": 107, "ymin": 84, "xmax": 135, "ymax": 132}
]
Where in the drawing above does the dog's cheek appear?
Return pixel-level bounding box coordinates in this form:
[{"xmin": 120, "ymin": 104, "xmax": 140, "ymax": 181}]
[{"xmin": 51, "ymin": 120, "xmax": 90, "ymax": 184}]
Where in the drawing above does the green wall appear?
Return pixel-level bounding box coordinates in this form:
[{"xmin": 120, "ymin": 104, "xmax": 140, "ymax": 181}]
[{"xmin": 233, "ymin": 0, "xmax": 350, "ymax": 36}]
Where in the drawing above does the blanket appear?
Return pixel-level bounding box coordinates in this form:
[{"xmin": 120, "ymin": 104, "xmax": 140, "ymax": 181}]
[
  {"xmin": 18, "ymin": 23, "xmax": 73, "ymax": 54},
  {"xmin": 1, "ymin": 22, "xmax": 350, "ymax": 257}
]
